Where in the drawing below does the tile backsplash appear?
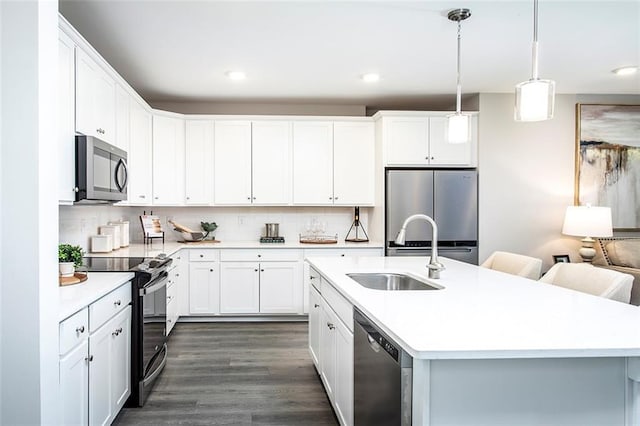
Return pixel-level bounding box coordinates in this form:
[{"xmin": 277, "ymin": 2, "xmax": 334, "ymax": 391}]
[{"xmin": 59, "ymin": 205, "xmax": 370, "ymax": 252}]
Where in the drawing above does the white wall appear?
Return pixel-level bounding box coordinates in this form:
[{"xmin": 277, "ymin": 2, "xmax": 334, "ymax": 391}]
[
  {"xmin": 1, "ymin": 0, "xmax": 59, "ymax": 424},
  {"xmin": 478, "ymin": 93, "xmax": 640, "ymax": 270},
  {"xmin": 59, "ymin": 205, "xmax": 370, "ymax": 252}
]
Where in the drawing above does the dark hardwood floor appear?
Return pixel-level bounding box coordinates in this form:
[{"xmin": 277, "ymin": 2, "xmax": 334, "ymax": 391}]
[{"xmin": 113, "ymin": 322, "xmax": 338, "ymax": 426}]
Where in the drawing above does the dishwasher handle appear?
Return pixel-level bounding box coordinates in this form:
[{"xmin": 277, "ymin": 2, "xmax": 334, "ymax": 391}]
[{"xmin": 367, "ymin": 334, "xmax": 382, "ymax": 353}]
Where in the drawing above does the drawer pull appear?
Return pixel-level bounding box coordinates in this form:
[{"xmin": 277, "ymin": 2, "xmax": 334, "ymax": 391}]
[
  {"xmin": 76, "ymin": 325, "xmax": 85, "ymax": 334},
  {"xmin": 114, "ymin": 300, "xmax": 122, "ymax": 307},
  {"xmin": 327, "ymin": 322, "xmax": 335, "ymax": 330},
  {"xmin": 112, "ymin": 327, "xmax": 123, "ymax": 337},
  {"xmin": 310, "ymin": 276, "xmax": 316, "ymax": 280},
  {"xmin": 314, "ymin": 304, "xmax": 320, "ymax": 308},
  {"xmin": 257, "ymin": 254, "xmax": 261, "ymax": 258},
  {"xmin": 200, "ymin": 254, "xmax": 204, "ymax": 258},
  {"xmin": 254, "ymin": 269, "xmax": 258, "ymax": 272},
  {"xmin": 85, "ymin": 355, "xmax": 94, "ymax": 362},
  {"xmin": 209, "ymin": 269, "xmax": 214, "ymax": 272}
]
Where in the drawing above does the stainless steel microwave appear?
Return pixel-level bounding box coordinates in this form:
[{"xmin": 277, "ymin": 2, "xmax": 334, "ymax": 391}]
[{"xmin": 75, "ymin": 135, "xmax": 128, "ymax": 203}]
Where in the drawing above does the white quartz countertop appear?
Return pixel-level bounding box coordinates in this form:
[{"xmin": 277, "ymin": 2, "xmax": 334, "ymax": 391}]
[
  {"xmin": 87, "ymin": 241, "xmax": 384, "ymax": 258},
  {"xmin": 306, "ymin": 256, "xmax": 640, "ymax": 360},
  {"xmin": 59, "ymin": 272, "xmax": 134, "ymax": 321}
]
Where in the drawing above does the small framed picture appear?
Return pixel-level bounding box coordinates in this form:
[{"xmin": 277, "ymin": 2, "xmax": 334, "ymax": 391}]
[{"xmin": 553, "ymin": 255, "xmax": 570, "ymax": 264}]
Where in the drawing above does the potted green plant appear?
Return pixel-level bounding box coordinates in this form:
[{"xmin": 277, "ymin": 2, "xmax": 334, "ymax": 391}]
[
  {"xmin": 200, "ymin": 221, "xmax": 218, "ymax": 240},
  {"xmin": 58, "ymin": 244, "xmax": 84, "ymax": 277}
]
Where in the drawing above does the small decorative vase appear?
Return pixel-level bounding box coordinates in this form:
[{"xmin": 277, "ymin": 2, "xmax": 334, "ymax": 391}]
[{"xmin": 59, "ymin": 262, "xmax": 75, "ymax": 277}]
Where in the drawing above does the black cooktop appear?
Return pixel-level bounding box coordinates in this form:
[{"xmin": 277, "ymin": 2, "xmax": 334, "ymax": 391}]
[{"xmin": 82, "ymin": 255, "xmax": 172, "ymax": 286}]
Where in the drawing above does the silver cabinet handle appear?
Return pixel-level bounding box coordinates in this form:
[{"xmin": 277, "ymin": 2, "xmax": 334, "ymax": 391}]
[
  {"xmin": 85, "ymin": 355, "xmax": 94, "ymax": 362},
  {"xmin": 260, "ymin": 269, "xmax": 264, "ymax": 272},
  {"xmin": 154, "ymin": 197, "xmax": 159, "ymax": 200},
  {"xmin": 334, "ymin": 196, "xmax": 339, "ymax": 200},
  {"xmin": 73, "ymin": 187, "xmax": 79, "ymax": 193},
  {"xmin": 139, "ymin": 195, "xmax": 146, "ymax": 199},
  {"xmin": 257, "ymin": 254, "xmax": 261, "ymax": 258},
  {"xmin": 76, "ymin": 325, "xmax": 85, "ymax": 334},
  {"xmin": 327, "ymin": 322, "xmax": 335, "ymax": 330},
  {"xmin": 314, "ymin": 304, "xmax": 320, "ymax": 308},
  {"xmin": 254, "ymin": 269, "xmax": 258, "ymax": 272},
  {"xmin": 329, "ymin": 197, "xmax": 333, "ymax": 200},
  {"xmin": 209, "ymin": 269, "xmax": 213, "ymax": 272},
  {"xmin": 114, "ymin": 300, "xmax": 121, "ymax": 306},
  {"xmin": 247, "ymin": 196, "xmax": 251, "ymax": 200},
  {"xmin": 252, "ymin": 197, "xmax": 256, "ymax": 200},
  {"xmin": 200, "ymin": 254, "xmax": 204, "ymax": 258}
]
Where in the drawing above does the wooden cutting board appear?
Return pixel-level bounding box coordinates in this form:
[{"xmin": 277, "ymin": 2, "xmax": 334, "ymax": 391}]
[{"xmin": 59, "ymin": 272, "xmax": 88, "ymax": 286}]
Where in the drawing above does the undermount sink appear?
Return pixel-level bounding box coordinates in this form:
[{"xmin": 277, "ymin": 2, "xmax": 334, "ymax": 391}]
[{"xmin": 346, "ymin": 272, "xmax": 443, "ymax": 291}]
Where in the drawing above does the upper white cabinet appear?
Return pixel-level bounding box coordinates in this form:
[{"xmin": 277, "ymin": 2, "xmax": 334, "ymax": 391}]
[
  {"xmin": 128, "ymin": 100, "xmax": 153, "ymax": 204},
  {"xmin": 333, "ymin": 122, "xmax": 375, "ymax": 206},
  {"xmin": 114, "ymin": 85, "xmax": 131, "ymax": 153},
  {"xmin": 213, "ymin": 121, "xmax": 252, "ymax": 205},
  {"xmin": 251, "ymin": 121, "xmax": 292, "ymax": 205},
  {"xmin": 152, "ymin": 113, "xmax": 185, "ymax": 205},
  {"xmin": 58, "ymin": 30, "xmax": 76, "ymax": 205},
  {"xmin": 184, "ymin": 120, "xmax": 214, "ymax": 205},
  {"xmin": 377, "ymin": 112, "xmax": 477, "ymax": 167},
  {"xmin": 292, "ymin": 121, "xmax": 335, "ymax": 205},
  {"xmin": 293, "ymin": 121, "xmax": 374, "ymax": 206},
  {"xmin": 75, "ymin": 49, "xmax": 116, "ymax": 144}
]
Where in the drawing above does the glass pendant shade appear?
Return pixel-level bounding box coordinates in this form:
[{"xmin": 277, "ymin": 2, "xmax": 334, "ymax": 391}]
[
  {"xmin": 447, "ymin": 113, "xmax": 470, "ymax": 144},
  {"xmin": 514, "ymin": 78, "xmax": 555, "ymax": 121}
]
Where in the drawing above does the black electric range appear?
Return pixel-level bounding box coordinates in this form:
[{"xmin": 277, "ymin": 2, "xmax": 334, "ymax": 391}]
[{"xmin": 83, "ymin": 254, "xmax": 173, "ymax": 407}]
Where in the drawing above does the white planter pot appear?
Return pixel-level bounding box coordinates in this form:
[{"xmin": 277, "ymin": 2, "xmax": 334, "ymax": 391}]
[{"xmin": 59, "ymin": 262, "xmax": 75, "ymax": 277}]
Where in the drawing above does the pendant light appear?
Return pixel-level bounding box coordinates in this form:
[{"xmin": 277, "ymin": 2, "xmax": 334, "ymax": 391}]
[
  {"xmin": 447, "ymin": 8, "xmax": 471, "ymax": 144},
  {"xmin": 514, "ymin": 0, "xmax": 555, "ymax": 121}
]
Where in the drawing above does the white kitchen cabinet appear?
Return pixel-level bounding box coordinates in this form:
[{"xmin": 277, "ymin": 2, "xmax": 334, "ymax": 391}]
[
  {"xmin": 334, "ymin": 314, "xmax": 354, "ymax": 426},
  {"xmin": 259, "ymin": 262, "xmax": 302, "ymax": 313},
  {"xmin": 166, "ymin": 258, "xmax": 180, "ymax": 335},
  {"xmin": 188, "ymin": 262, "xmax": 220, "ymax": 314},
  {"xmin": 214, "ymin": 121, "xmax": 252, "ymax": 205},
  {"xmin": 319, "ymin": 300, "xmax": 337, "ymax": 402},
  {"xmin": 60, "ymin": 339, "xmax": 89, "ymax": 425},
  {"xmin": 128, "ymin": 100, "xmax": 153, "ymax": 204},
  {"xmin": 292, "ymin": 121, "xmax": 334, "ymax": 205},
  {"xmin": 58, "ymin": 30, "xmax": 76, "ymax": 205},
  {"xmin": 109, "ymin": 306, "xmax": 132, "ymax": 415},
  {"xmin": 308, "ymin": 284, "xmax": 322, "ymax": 368},
  {"xmin": 251, "ymin": 121, "xmax": 292, "ymax": 205},
  {"xmin": 333, "ymin": 122, "xmax": 375, "ymax": 206},
  {"xmin": 152, "ymin": 114, "xmax": 185, "ymax": 205},
  {"xmin": 75, "ymin": 48, "xmax": 116, "ymax": 144},
  {"xmin": 219, "ymin": 262, "xmax": 260, "ymax": 313},
  {"xmin": 114, "ymin": 85, "xmax": 130, "ymax": 153},
  {"xmin": 184, "ymin": 120, "xmax": 214, "ymax": 205},
  {"xmin": 378, "ymin": 112, "xmax": 476, "ymax": 167}
]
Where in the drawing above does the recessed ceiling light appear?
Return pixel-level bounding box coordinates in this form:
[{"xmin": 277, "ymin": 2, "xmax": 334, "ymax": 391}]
[
  {"xmin": 226, "ymin": 71, "xmax": 246, "ymax": 80},
  {"xmin": 361, "ymin": 73, "xmax": 380, "ymax": 83},
  {"xmin": 612, "ymin": 66, "xmax": 638, "ymax": 76}
]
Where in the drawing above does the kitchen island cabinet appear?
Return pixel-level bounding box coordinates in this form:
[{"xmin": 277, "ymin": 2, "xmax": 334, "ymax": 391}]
[{"xmin": 307, "ymin": 255, "xmax": 640, "ymax": 425}]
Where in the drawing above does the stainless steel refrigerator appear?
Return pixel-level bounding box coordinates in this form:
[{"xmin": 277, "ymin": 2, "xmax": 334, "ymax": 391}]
[{"xmin": 385, "ymin": 168, "xmax": 478, "ymax": 264}]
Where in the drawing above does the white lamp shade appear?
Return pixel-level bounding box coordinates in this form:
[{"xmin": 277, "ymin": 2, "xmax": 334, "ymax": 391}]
[
  {"xmin": 514, "ymin": 79, "xmax": 555, "ymax": 121},
  {"xmin": 562, "ymin": 206, "xmax": 613, "ymax": 238},
  {"xmin": 447, "ymin": 113, "xmax": 470, "ymax": 144}
]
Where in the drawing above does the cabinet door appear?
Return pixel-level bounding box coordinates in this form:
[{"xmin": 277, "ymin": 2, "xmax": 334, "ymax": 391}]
[
  {"xmin": 219, "ymin": 262, "xmax": 260, "ymax": 313},
  {"xmin": 334, "ymin": 317, "xmax": 354, "ymax": 426},
  {"xmin": 214, "ymin": 121, "xmax": 252, "ymax": 205},
  {"xmin": 128, "ymin": 101, "xmax": 153, "ymax": 203},
  {"xmin": 319, "ymin": 301, "xmax": 337, "ymax": 401},
  {"xmin": 188, "ymin": 262, "xmax": 220, "ymax": 314},
  {"xmin": 308, "ymin": 285, "xmax": 322, "ymax": 368},
  {"xmin": 58, "ymin": 31, "xmax": 76, "ymax": 204},
  {"xmin": 88, "ymin": 316, "xmax": 114, "ymax": 426},
  {"xmin": 252, "ymin": 121, "xmax": 292, "ymax": 205},
  {"xmin": 259, "ymin": 261, "xmax": 302, "ymax": 313},
  {"xmin": 292, "ymin": 121, "xmax": 334, "ymax": 205},
  {"xmin": 185, "ymin": 120, "xmax": 214, "ymax": 205},
  {"xmin": 92, "ymin": 66, "xmax": 116, "ymax": 144},
  {"xmin": 75, "ymin": 49, "xmax": 95, "ymax": 139},
  {"xmin": 59, "ymin": 340, "xmax": 89, "ymax": 426},
  {"xmin": 111, "ymin": 306, "xmax": 131, "ymax": 414},
  {"xmin": 384, "ymin": 116, "xmax": 429, "ymax": 166},
  {"xmin": 153, "ymin": 115, "xmax": 185, "ymax": 205},
  {"xmin": 115, "ymin": 85, "xmax": 130, "ymax": 153},
  {"xmin": 333, "ymin": 121, "xmax": 375, "ymax": 206},
  {"xmin": 429, "ymin": 116, "xmax": 473, "ymax": 165}
]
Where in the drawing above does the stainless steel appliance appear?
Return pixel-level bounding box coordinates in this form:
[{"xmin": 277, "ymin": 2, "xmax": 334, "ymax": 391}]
[
  {"xmin": 386, "ymin": 168, "xmax": 478, "ymax": 264},
  {"xmin": 354, "ymin": 307, "xmax": 412, "ymax": 426},
  {"xmin": 83, "ymin": 255, "xmax": 172, "ymax": 407},
  {"xmin": 75, "ymin": 135, "xmax": 128, "ymax": 203}
]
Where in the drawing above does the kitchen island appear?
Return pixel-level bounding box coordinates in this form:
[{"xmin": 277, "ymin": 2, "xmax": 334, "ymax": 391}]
[{"xmin": 306, "ymin": 255, "xmax": 640, "ymax": 426}]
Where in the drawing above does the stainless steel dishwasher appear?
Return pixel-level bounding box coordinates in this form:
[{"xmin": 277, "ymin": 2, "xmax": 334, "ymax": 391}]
[{"xmin": 354, "ymin": 307, "xmax": 413, "ymax": 426}]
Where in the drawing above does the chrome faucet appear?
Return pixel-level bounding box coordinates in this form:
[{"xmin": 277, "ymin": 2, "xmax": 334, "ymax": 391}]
[{"xmin": 394, "ymin": 214, "xmax": 445, "ymax": 279}]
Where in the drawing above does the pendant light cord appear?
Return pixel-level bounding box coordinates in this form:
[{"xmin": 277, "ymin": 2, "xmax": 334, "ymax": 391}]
[
  {"xmin": 455, "ymin": 19, "xmax": 462, "ymax": 114},
  {"xmin": 531, "ymin": 0, "xmax": 539, "ymax": 80}
]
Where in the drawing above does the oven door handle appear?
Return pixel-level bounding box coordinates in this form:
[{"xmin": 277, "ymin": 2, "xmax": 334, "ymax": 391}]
[
  {"xmin": 142, "ymin": 343, "xmax": 167, "ymax": 388},
  {"xmin": 139, "ymin": 273, "xmax": 168, "ymax": 296}
]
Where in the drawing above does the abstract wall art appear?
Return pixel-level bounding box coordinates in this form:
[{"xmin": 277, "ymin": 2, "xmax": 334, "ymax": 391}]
[{"xmin": 575, "ymin": 104, "xmax": 640, "ymax": 230}]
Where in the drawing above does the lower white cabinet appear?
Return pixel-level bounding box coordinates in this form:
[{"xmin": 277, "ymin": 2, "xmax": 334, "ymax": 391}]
[
  {"xmin": 220, "ymin": 262, "xmax": 260, "ymax": 313},
  {"xmin": 308, "ymin": 267, "xmax": 354, "ymax": 426},
  {"xmin": 59, "ymin": 281, "xmax": 131, "ymax": 426},
  {"xmin": 189, "ymin": 262, "xmax": 220, "ymax": 314},
  {"xmin": 259, "ymin": 262, "xmax": 302, "ymax": 313}
]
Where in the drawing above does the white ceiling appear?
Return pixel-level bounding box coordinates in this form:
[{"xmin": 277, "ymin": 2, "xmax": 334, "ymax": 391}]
[{"xmin": 59, "ymin": 0, "xmax": 640, "ymax": 106}]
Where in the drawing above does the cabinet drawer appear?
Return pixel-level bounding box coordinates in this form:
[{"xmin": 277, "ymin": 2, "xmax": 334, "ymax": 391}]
[
  {"xmin": 89, "ymin": 282, "xmax": 131, "ymax": 333},
  {"xmin": 189, "ymin": 249, "xmax": 220, "ymax": 262},
  {"xmin": 320, "ymin": 277, "xmax": 353, "ymax": 332},
  {"xmin": 59, "ymin": 307, "xmax": 89, "ymax": 355},
  {"xmin": 304, "ymin": 248, "xmax": 383, "ymax": 258},
  {"xmin": 220, "ymin": 249, "xmax": 300, "ymax": 262}
]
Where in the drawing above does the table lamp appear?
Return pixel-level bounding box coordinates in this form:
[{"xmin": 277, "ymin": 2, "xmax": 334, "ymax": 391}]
[{"xmin": 561, "ymin": 205, "xmax": 613, "ymax": 263}]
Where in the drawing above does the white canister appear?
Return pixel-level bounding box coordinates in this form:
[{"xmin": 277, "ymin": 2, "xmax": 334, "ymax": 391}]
[
  {"xmin": 99, "ymin": 225, "xmax": 120, "ymax": 249},
  {"xmin": 91, "ymin": 234, "xmax": 113, "ymax": 253},
  {"xmin": 109, "ymin": 221, "xmax": 129, "ymax": 247}
]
